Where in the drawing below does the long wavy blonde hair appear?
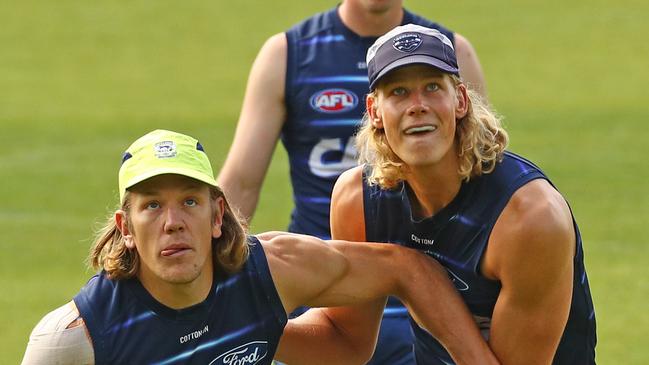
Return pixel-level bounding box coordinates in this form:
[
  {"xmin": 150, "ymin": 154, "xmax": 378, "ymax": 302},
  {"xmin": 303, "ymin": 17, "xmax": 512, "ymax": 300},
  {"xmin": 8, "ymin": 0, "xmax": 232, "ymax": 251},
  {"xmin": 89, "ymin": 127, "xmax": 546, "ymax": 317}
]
[
  {"xmin": 90, "ymin": 185, "xmax": 249, "ymax": 280},
  {"xmin": 356, "ymin": 74, "xmax": 509, "ymax": 189}
]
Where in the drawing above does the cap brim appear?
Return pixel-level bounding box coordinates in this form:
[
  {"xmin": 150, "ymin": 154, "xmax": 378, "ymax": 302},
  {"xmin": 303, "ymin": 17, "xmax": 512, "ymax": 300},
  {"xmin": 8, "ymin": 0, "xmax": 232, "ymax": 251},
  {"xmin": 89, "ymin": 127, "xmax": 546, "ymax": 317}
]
[{"xmin": 370, "ymin": 55, "xmax": 459, "ymax": 90}]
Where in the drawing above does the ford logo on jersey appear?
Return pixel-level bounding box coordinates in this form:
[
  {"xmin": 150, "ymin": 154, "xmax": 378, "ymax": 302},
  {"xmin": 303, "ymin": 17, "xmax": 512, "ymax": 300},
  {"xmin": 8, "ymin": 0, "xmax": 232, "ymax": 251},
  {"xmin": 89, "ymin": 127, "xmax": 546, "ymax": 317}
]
[
  {"xmin": 210, "ymin": 341, "xmax": 268, "ymax": 365},
  {"xmin": 310, "ymin": 88, "xmax": 358, "ymax": 113}
]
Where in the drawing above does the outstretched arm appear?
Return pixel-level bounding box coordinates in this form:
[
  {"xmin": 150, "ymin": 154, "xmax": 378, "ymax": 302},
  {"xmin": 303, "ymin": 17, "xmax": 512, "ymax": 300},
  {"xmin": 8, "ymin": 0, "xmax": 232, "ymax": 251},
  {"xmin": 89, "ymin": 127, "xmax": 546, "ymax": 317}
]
[{"xmin": 216, "ymin": 32, "xmax": 287, "ymax": 221}]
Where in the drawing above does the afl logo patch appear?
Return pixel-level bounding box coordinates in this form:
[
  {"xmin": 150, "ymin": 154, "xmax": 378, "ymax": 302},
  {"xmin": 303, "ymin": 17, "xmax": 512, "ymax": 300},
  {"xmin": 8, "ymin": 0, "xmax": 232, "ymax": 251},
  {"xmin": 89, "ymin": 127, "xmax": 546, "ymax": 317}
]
[
  {"xmin": 393, "ymin": 33, "xmax": 422, "ymax": 53},
  {"xmin": 310, "ymin": 89, "xmax": 358, "ymax": 113}
]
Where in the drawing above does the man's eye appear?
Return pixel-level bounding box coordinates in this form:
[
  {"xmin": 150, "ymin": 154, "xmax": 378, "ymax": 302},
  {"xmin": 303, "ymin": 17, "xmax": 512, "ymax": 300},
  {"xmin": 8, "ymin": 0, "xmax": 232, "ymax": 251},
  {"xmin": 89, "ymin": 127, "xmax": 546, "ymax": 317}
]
[
  {"xmin": 391, "ymin": 87, "xmax": 406, "ymax": 96},
  {"xmin": 426, "ymin": 83, "xmax": 440, "ymax": 91},
  {"xmin": 185, "ymin": 199, "xmax": 197, "ymax": 207},
  {"xmin": 146, "ymin": 202, "xmax": 160, "ymax": 210}
]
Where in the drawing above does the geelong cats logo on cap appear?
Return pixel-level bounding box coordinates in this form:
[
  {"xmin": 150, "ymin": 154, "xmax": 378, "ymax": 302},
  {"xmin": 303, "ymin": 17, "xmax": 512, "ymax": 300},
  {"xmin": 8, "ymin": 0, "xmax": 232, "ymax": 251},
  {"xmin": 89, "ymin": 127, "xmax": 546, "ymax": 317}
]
[
  {"xmin": 154, "ymin": 141, "xmax": 177, "ymax": 158},
  {"xmin": 393, "ymin": 33, "xmax": 422, "ymax": 53}
]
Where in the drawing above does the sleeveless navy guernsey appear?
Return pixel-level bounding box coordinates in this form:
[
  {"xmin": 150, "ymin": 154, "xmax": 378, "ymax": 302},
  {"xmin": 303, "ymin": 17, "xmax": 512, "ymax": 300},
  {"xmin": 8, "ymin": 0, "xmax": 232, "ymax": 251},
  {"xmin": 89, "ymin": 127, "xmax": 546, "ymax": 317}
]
[
  {"xmin": 73, "ymin": 237, "xmax": 287, "ymax": 365},
  {"xmin": 284, "ymin": 8, "xmax": 457, "ymax": 363},
  {"xmin": 284, "ymin": 6, "xmax": 453, "ymax": 239},
  {"xmin": 363, "ymin": 152, "xmax": 597, "ymax": 364}
]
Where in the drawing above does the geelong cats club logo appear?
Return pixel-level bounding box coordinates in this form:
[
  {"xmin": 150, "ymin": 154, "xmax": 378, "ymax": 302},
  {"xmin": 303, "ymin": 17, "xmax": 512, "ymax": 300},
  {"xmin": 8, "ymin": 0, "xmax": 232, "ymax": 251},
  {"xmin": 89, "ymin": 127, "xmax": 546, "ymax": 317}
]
[
  {"xmin": 393, "ymin": 33, "xmax": 422, "ymax": 52},
  {"xmin": 310, "ymin": 88, "xmax": 358, "ymax": 113},
  {"xmin": 210, "ymin": 341, "xmax": 268, "ymax": 365},
  {"xmin": 154, "ymin": 141, "xmax": 177, "ymax": 158}
]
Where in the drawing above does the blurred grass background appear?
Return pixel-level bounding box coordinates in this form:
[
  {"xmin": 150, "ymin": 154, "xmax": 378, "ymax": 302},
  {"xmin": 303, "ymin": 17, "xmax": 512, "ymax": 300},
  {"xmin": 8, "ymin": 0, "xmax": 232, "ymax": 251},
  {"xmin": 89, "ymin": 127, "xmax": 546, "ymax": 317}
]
[{"xmin": 1, "ymin": 0, "xmax": 647, "ymax": 363}]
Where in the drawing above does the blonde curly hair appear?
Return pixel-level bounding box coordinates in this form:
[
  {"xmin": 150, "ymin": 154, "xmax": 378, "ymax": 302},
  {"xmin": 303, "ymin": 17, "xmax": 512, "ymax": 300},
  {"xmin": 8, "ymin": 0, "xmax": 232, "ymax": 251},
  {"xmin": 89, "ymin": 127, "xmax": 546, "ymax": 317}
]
[
  {"xmin": 356, "ymin": 74, "xmax": 509, "ymax": 189},
  {"xmin": 89, "ymin": 185, "xmax": 249, "ymax": 280}
]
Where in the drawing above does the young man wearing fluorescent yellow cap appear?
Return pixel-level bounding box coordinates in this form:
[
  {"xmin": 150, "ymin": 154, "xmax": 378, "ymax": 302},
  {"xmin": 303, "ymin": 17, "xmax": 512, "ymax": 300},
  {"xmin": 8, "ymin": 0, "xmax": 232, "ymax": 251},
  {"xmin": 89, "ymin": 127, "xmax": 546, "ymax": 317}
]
[
  {"xmin": 281, "ymin": 24, "xmax": 596, "ymax": 364},
  {"xmin": 21, "ymin": 129, "xmax": 498, "ymax": 365}
]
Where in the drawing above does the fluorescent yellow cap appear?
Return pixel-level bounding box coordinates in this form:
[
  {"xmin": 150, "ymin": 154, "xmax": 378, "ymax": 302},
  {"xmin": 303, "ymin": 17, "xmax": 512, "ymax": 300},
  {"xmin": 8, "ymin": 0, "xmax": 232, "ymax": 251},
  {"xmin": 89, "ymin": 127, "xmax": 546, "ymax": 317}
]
[{"xmin": 118, "ymin": 130, "xmax": 216, "ymax": 202}]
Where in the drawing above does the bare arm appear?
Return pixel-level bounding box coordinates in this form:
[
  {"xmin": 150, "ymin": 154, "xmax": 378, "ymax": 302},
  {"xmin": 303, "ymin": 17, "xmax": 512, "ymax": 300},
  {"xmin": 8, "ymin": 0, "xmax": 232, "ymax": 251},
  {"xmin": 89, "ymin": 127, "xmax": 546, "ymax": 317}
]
[
  {"xmin": 21, "ymin": 301, "xmax": 94, "ymax": 365},
  {"xmin": 455, "ymin": 33, "xmax": 488, "ymax": 100},
  {"xmin": 216, "ymin": 33, "xmax": 287, "ymax": 221},
  {"xmin": 273, "ymin": 167, "xmax": 498, "ymax": 365},
  {"xmin": 482, "ymin": 180, "xmax": 575, "ymax": 364},
  {"xmin": 264, "ymin": 234, "xmax": 400, "ymax": 313},
  {"xmin": 274, "ymin": 167, "xmax": 381, "ymax": 364}
]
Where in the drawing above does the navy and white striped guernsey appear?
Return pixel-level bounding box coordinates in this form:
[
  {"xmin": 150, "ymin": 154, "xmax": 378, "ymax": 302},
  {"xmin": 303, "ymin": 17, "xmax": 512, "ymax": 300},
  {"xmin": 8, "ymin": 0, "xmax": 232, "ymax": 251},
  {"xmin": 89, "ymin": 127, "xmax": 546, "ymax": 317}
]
[
  {"xmin": 363, "ymin": 151, "xmax": 597, "ymax": 364},
  {"xmin": 283, "ymin": 6, "xmax": 453, "ymax": 240},
  {"xmin": 73, "ymin": 236, "xmax": 287, "ymax": 365}
]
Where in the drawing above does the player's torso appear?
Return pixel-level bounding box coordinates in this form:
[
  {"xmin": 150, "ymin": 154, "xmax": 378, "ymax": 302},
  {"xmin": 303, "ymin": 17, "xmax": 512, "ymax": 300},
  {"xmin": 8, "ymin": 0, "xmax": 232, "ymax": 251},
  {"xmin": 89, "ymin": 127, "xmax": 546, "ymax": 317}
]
[
  {"xmin": 283, "ymin": 7, "xmax": 452, "ymax": 238},
  {"xmin": 363, "ymin": 161, "xmax": 517, "ymax": 317},
  {"xmin": 74, "ymin": 238, "xmax": 287, "ymax": 365},
  {"xmin": 363, "ymin": 152, "xmax": 596, "ymax": 364}
]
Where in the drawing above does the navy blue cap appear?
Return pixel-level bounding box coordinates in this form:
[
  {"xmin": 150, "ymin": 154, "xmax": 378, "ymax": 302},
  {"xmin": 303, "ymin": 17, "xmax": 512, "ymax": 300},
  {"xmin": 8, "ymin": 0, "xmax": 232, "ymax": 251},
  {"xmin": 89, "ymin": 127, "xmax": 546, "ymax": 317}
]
[{"xmin": 367, "ymin": 24, "xmax": 459, "ymax": 91}]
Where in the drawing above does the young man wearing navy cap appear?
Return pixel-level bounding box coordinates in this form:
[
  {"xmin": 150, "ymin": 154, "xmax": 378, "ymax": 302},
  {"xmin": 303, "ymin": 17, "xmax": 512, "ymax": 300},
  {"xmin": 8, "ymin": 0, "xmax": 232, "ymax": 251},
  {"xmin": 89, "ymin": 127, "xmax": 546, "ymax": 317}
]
[
  {"xmin": 281, "ymin": 24, "xmax": 597, "ymax": 364},
  {"xmin": 21, "ymin": 129, "xmax": 498, "ymax": 365},
  {"xmin": 219, "ymin": 3, "xmax": 488, "ymax": 361}
]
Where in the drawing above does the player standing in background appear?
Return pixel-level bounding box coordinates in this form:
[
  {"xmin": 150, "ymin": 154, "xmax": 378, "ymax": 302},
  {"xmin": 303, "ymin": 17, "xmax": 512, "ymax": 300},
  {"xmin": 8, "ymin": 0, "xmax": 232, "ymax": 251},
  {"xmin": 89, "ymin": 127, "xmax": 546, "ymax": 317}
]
[
  {"xmin": 20, "ymin": 130, "xmax": 499, "ymax": 365},
  {"xmin": 292, "ymin": 24, "xmax": 596, "ymax": 364},
  {"xmin": 217, "ymin": 1, "xmax": 487, "ymax": 363}
]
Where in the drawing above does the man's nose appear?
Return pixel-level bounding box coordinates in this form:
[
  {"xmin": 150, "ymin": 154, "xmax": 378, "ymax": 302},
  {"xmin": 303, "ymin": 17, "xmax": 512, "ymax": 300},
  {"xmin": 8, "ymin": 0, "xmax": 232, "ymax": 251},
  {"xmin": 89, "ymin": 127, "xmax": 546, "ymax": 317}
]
[
  {"xmin": 163, "ymin": 206, "xmax": 185, "ymax": 233},
  {"xmin": 407, "ymin": 92, "xmax": 429, "ymax": 116}
]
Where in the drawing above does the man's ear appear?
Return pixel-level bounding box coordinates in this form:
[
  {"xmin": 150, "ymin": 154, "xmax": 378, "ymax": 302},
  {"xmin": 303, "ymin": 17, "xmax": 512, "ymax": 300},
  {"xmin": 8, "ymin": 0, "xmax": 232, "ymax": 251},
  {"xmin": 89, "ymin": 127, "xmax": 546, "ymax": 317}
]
[
  {"xmin": 212, "ymin": 197, "xmax": 225, "ymax": 239},
  {"xmin": 366, "ymin": 94, "xmax": 383, "ymax": 129},
  {"xmin": 455, "ymin": 83, "xmax": 469, "ymax": 119},
  {"xmin": 115, "ymin": 210, "xmax": 135, "ymax": 249}
]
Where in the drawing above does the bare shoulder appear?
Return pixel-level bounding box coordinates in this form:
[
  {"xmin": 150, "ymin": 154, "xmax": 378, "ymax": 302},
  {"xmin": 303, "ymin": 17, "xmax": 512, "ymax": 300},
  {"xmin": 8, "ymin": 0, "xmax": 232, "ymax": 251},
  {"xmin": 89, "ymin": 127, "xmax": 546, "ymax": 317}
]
[
  {"xmin": 260, "ymin": 32, "xmax": 287, "ymax": 58},
  {"xmin": 453, "ymin": 33, "xmax": 479, "ymax": 63},
  {"xmin": 333, "ymin": 165, "xmax": 364, "ymax": 193},
  {"xmin": 331, "ymin": 166, "xmax": 364, "ymax": 215},
  {"xmin": 246, "ymin": 32, "xmax": 287, "ymax": 94},
  {"xmin": 21, "ymin": 301, "xmax": 94, "ymax": 364},
  {"xmin": 453, "ymin": 33, "xmax": 471, "ymax": 50},
  {"xmin": 32, "ymin": 301, "xmax": 84, "ymax": 333},
  {"xmin": 484, "ymin": 179, "xmax": 576, "ymax": 280},
  {"xmin": 331, "ymin": 166, "xmax": 365, "ymax": 240},
  {"xmin": 254, "ymin": 32, "xmax": 287, "ymax": 74},
  {"xmin": 452, "ymin": 32, "xmax": 487, "ymax": 98},
  {"xmin": 507, "ymin": 179, "xmax": 574, "ymax": 240}
]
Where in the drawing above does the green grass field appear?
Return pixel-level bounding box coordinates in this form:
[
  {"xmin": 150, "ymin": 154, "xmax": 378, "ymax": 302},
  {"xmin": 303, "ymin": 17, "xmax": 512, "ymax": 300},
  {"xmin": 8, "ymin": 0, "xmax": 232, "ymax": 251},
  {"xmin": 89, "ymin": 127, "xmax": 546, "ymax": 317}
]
[{"xmin": 1, "ymin": 0, "xmax": 647, "ymax": 363}]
